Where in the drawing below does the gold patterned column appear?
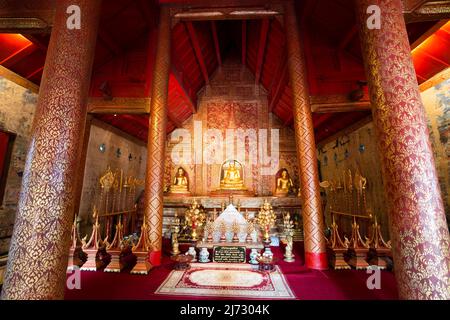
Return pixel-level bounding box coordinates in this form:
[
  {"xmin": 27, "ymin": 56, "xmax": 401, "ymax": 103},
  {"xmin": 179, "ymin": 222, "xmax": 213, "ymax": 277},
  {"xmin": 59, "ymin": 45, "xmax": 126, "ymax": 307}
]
[
  {"xmin": 355, "ymin": 0, "xmax": 450, "ymax": 299},
  {"xmin": 1, "ymin": 0, "xmax": 101, "ymax": 299},
  {"xmin": 284, "ymin": 1, "xmax": 328, "ymax": 270},
  {"xmin": 144, "ymin": 6, "xmax": 171, "ymax": 266}
]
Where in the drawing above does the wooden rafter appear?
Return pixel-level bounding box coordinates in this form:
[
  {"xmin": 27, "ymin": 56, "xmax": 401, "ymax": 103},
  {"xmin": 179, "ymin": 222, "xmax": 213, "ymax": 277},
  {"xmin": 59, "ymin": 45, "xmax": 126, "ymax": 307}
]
[
  {"xmin": 137, "ymin": 0, "xmax": 157, "ymax": 28},
  {"xmin": 242, "ymin": 20, "xmax": 247, "ymax": 65},
  {"xmin": 87, "ymin": 97, "xmax": 150, "ymax": 114},
  {"xmin": 210, "ymin": 21, "xmax": 222, "ymax": 67},
  {"xmin": 0, "ymin": 43, "xmax": 36, "ymax": 66},
  {"xmin": 0, "ymin": 65, "xmax": 39, "ymax": 93},
  {"xmin": 120, "ymin": 114, "xmax": 149, "ymax": 129},
  {"xmin": 420, "ymin": 50, "xmax": 450, "ymax": 67},
  {"xmin": 269, "ymin": 62, "xmax": 288, "ymax": 112},
  {"xmin": 22, "ymin": 34, "xmax": 48, "ymax": 52},
  {"xmin": 25, "ymin": 66, "xmax": 44, "ymax": 79},
  {"xmin": 419, "ymin": 67, "xmax": 450, "ymax": 91},
  {"xmin": 98, "ymin": 28, "xmax": 123, "ymax": 56},
  {"xmin": 255, "ymin": 18, "xmax": 270, "ymax": 84},
  {"xmin": 186, "ymin": 21, "xmax": 209, "ymax": 85},
  {"xmin": 171, "ymin": 67, "xmax": 196, "ymax": 113},
  {"xmin": 339, "ymin": 25, "xmax": 358, "ymax": 50},
  {"xmin": 411, "ymin": 20, "xmax": 448, "ymax": 50}
]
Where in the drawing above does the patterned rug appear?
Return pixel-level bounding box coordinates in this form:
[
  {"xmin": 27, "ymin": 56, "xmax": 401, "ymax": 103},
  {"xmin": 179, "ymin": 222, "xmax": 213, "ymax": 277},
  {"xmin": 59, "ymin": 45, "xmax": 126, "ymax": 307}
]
[{"xmin": 155, "ymin": 263, "xmax": 295, "ymax": 299}]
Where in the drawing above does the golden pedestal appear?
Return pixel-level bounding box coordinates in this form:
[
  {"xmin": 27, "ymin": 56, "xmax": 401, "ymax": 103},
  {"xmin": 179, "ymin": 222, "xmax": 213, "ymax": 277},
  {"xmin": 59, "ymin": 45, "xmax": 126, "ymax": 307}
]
[
  {"xmin": 130, "ymin": 252, "xmax": 152, "ymax": 275},
  {"xmin": 104, "ymin": 249, "xmax": 121, "ymax": 273},
  {"xmin": 80, "ymin": 249, "xmax": 99, "ymax": 271},
  {"xmin": 327, "ymin": 248, "xmax": 351, "ymax": 270}
]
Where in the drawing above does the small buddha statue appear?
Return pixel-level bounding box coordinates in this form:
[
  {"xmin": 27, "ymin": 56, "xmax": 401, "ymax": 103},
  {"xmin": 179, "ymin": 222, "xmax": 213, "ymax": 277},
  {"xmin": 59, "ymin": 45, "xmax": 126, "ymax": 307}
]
[
  {"xmin": 275, "ymin": 169, "xmax": 294, "ymax": 196},
  {"xmin": 168, "ymin": 167, "xmax": 190, "ymax": 195},
  {"xmin": 220, "ymin": 161, "xmax": 246, "ymax": 190}
]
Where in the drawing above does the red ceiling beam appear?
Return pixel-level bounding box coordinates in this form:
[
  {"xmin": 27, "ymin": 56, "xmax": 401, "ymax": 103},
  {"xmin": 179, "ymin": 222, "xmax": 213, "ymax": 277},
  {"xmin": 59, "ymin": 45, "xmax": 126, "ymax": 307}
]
[
  {"xmin": 25, "ymin": 66, "xmax": 44, "ymax": 79},
  {"xmin": 210, "ymin": 21, "xmax": 222, "ymax": 67},
  {"xmin": 313, "ymin": 113, "xmax": 334, "ymax": 128},
  {"xmin": 242, "ymin": 20, "xmax": 247, "ymax": 65},
  {"xmin": 0, "ymin": 43, "xmax": 36, "ymax": 66},
  {"xmin": 339, "ymin": 25, "xmax": 358, "ymax": 50},
  {"xmin": 269, "ymin": 63, "xmax": 288, "ymax": 112},
  {"xmin": 137, "ymin": 0, "xmax": 157, "ymax": 28},
  {"xmin": 23, "ymin": 35, "xmax": 48, "ymax": 52},
  {"xmin": 171, "ymin": 66, "xmax": 196, "ymax": 112},
  {"xmin": 420, "ymin": 50, "xmax": 450, "ymax": 67},
  {"xmin": 255, "ymin": 18, "xmax": 270, "ymax": 84},
  {"xmin": 121, "ymin": 114, "xmax": 149, "ymax": 129},
  {"xmin": 186, "ymin": 21, "xmax": 210, "ymax": 85},
  {"xmin": 98, "ymin": 28, "xmax": 123, "ymax": 56}
]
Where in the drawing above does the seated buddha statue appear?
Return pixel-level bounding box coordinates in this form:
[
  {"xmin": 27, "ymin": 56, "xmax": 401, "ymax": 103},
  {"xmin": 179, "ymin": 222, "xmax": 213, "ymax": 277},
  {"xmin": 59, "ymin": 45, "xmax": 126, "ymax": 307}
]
[
  {"xmin": 168, "ymin": 167, "xmax": 190, "ymax": 195},
  {"xmin": 275, "ymin": 169, "xmax": 294, "ymax": 196},
  {"xmin": 219, "ymin": 161, "xmax": 246, "ymax": 190}
]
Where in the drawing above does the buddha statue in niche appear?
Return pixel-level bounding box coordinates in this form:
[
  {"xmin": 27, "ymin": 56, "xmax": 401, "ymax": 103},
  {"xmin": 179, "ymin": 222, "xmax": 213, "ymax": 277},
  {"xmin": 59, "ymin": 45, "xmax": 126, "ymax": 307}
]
[
  {"xmin": 275, "ymin": 169, "xmax": 294, "ymax": 196},
  {"xmin": 167, "ymin": 167, "xmax": 190, "ymax": 195},
  {"xmin": 219, "ymin": 160, "xmax": 247, "ymax": 190}
]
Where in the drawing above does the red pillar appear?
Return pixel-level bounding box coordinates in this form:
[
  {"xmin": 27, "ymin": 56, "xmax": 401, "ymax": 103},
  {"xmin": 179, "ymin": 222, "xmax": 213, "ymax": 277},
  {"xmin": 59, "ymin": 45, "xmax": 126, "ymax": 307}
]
[
  {"xmin": 1, "ymin": 0, "xmax": 101, "ymax": 299},
  {"xmin": 355, "ymin": 0, "xmax": 450, "ymax": 299},
  {"xmin": 144, "ymin": 7, "xmax": 171, "ymax": 266},
  {"xmin": 284, "ymin": 1, "xmax": 328, "ymax": 270}
]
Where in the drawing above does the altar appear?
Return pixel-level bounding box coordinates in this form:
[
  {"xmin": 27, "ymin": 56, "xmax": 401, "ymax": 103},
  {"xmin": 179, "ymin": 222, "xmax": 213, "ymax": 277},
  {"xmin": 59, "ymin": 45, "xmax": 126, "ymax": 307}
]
[{"xmin": 161, "ymin": 195, "xmax": 302, "ymax": 239}]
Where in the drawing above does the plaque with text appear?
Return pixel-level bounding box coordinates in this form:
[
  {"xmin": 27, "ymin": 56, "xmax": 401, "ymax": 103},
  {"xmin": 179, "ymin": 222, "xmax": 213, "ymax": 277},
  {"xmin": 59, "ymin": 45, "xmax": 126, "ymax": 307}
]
[{"xmin": 213, "ymin": 246, "xmax": 246, "ymax": 263}]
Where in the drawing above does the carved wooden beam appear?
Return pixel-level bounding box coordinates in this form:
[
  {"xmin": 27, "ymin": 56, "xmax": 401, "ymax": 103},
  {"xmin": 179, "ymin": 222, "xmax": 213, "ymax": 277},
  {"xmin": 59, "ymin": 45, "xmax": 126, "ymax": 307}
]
[
  {"xmin": 170, "ymin": 4, "xmax": 283, "ymax": 21},
  {"xmin": 186, "ymin": 21, "xmax": 209, "ymax": 85},
  {"xmin": 0, "ymin": 1, "xmax": 54, "ymax": 32},
  {"xmin": 404, "ymin": 1, "xmax": 450, "ymax": 23},
  {"xmin": 87, "ymin": 97, "xmax": 150, "ymax": 114},
  {"xmin": 310, "ymin": 94, "xmax": 371, "ymax": 113}
]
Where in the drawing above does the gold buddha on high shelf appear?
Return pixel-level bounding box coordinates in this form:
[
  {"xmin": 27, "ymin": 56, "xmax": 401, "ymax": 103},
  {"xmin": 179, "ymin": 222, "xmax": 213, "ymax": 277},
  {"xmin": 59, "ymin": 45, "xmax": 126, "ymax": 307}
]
[
  {"xmin": 167, "ymin": 167, "xmax": 191, "ymax": 196},
  {"xmin": 219, "ymin": 160, "xmax": 247, "ymax": 191},
  {"xmin": 275, "ymin": 169, "xmax": 294, "ymax": 196},
  {"xmin": 210, "ymin": 160, "xmax": 254, "ymax": 196}
]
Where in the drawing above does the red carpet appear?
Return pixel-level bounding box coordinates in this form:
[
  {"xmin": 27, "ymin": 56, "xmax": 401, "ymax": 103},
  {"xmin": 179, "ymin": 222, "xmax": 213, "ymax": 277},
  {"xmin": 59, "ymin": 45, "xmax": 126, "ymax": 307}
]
[{"xmin": 64, "ymin": 242, "xmax": 398, "ymax": 300}]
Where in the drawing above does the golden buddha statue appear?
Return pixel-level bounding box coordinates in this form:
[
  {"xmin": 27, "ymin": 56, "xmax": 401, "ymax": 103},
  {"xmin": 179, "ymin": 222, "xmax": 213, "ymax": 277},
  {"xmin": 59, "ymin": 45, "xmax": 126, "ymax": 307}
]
[
  {"xmin": 275, "ymin": 169, "xmax": 294, "ymax": 196},
  {"xmin": 167, "ymin": 167, "xmax": 190, "ymax": 195},
  {"xmin": 219, "ymin": 160, "xmax": 247, "ymax": 190}
]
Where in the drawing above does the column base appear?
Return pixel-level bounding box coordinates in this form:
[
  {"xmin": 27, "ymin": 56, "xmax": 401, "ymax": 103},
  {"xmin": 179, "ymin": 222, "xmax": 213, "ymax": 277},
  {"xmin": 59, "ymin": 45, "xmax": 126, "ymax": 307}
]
[
  {"xmin": 305, "ymin": 251, "xmax": 328, "ymax": 270},
  {"xmin": 149, "ymin": 250, "xmax": 162, "ymax": 266}
]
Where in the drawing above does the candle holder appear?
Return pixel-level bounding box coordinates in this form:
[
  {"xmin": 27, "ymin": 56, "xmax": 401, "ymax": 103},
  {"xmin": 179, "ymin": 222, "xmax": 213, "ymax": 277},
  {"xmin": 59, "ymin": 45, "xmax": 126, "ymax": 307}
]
[
  {"xmin": 283, "ymin": 212, "xmax": 295, "ymax": 262},
  {"xmin": 256, "ymin": 199, "xmax": 276, "ymax": 244},
  {"xmin": 185, "ymin": 199, "xmax": 206, "ymax": 242}
]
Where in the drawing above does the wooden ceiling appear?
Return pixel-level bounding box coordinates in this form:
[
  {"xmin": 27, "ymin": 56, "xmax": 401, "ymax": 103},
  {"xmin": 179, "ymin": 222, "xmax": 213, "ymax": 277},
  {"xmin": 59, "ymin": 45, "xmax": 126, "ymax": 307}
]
[{"xmin": 0, "ymin": 0, "xmax": 449, "ymax": 143}]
